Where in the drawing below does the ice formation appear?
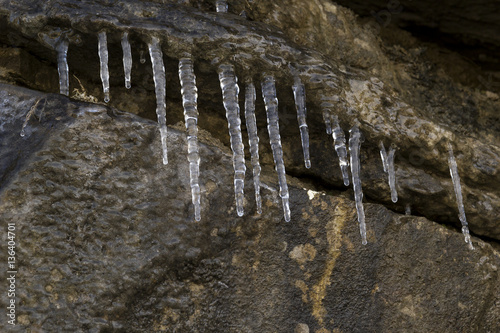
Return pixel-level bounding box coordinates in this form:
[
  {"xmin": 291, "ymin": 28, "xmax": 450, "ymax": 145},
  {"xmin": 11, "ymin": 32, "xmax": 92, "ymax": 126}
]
[
  {"xmin": 179, "ymin": 57, "xmax": 201, "ymax": 221},
  {"xmin": 292, "ymin": 77, "xmax": 311, "ymax": 169},
  {"xmin": 148, "ymin": 36, "xmax": 169, "ymax": 165},
  {"xmin": 97, "ymin": 31, "xmax": 110, "ymax": 102},
  {"xmin": 322, "ymin": 108, "xmax": 332, "ymax": 135},
  {"xmin": 121, "ymin": 32, "xmax": 132, "ymax": 89},
  {"xmin": 379, "ymin": 141, "xmax": 388, "ymax": 173},
  {"xmin": 244, "ymin": 82, "xmax": 262, "ymax": 214},
  {"xmin": 379, "ymin": 142, "xmax": 398, "ymax": 203},
  {"xmin": 216, "ymin": 0, "xmax": 228, "ymax": 13},
  {"xmin": 349, "ymin": 124, "xmax": 367, "ymax": 245},
  {"xmin": 447, "ymin": 142, "xmax": 474, "ymax": 250},
  {"xmin": 56, "ymin": 39, "xmax": 69, "ymax": 96},
  {"xmin": 140, "ymin": 50, "xmax": 146, "ymax": 64},
  {"xmin": 331, "ymin": 115, "xmax": 350, "ymax": 186},
  {"xmin": 218, "ymin": 64, "xmax": 246, "ymax": 217},
  {"xmin": 262, "ymin": 75, "xmax": 291, "ymax": 222}
]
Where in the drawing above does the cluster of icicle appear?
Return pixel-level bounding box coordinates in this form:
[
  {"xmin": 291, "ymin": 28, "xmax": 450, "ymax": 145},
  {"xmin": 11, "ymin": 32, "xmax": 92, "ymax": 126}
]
[{"xmin": 48, "ymin": 25, "xmax": 474, "ymax": 250}]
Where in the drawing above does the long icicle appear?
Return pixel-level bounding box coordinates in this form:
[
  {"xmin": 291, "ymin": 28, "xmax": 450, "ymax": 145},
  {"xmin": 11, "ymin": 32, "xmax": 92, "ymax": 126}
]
[
  {"xmin": 292, "ymin": 77, "xmax": 311, "ymax": 169},
  {"xmin": 244, "ymin": 82, "xmax": 262, "ymax": 214},
  {"xmin": 349, "ymin": 124, "xmax": 367, "ymax": 245},
  {"xmin": 262, "ymin": 75, "xmax": 291, "ymax": 222},
  {"xmin": 121, "ymin": 32, "xmax": 132, "ymax": 89},
  {"xmin": 179, "ymin": 57, "xmax": 202, "ymax": 221},
  {"xmin": 148, "ymin": 36, "xmax": 168, "ymax": 165},
  {"xmin": 218, "ymin": 64, "xmax": 246, "ymax": 217},
  {"xmin": 387, "ymin": 145, "xmax": 398, "ymax": 203},
  {"xmin": 56, "ymin": 39, "xmax": 69, "ymax": 96},
  {"xmin": 97, "ymin": 31, "xmax": 110, "ymax": 102},
  {"xmin": 447, "ymin": 142, "xmax": 474, "ymax": 250},
  {"xmin": 331, "ymin": 115, "xmax": 350, "ymax": 186}
]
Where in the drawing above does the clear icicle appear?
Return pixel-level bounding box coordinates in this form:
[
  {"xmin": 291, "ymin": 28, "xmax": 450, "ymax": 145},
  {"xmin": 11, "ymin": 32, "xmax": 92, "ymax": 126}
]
[
  {"xmin": 322, "ymin": 107, "xmax": 332, "ymax": 135},
  {"xmin": 244, "ymin": 82, "xmax": 262, "ymax": 214},
  {"xmin": 218, "ymin": 64, "xmax": 246, "ymax": 217},
  {"xmin": 379, "ymin": 141, "xmax": 388, "ymax": 173},
  {"xmin": 447, "ymin": 142, "xmax": 474, "ymax": 250},
  {"xmin": 121, "ymin": 32, "xmax": 132, "ymax": 89},
  {"xmin": 216, "ymin": 0, "xmax": 228, "ymax": 12},
  {"xmin": 179, "ymin": 57, "xmax": 202, "ymax": 221},
  {"xmin": 387, "ymin": 145, "xmax": 398, "ymax": 203},
  {"xmin": 56, "ymin": 39, "xmax": 69, "ymax": 96},
  {"xmin": 349, "ymin": 124, "xmax": 367, "ymax": 245},
  {"xmin": 331, "ymin": 115, "xmax": 349, "ymax": 186},
  {"xmin": 262, "ymin": 75, "xmax": 291, "ymax": 222},
  {"xmin": 97, "ymin": 31, "xmax": 110, "ymax": 103},
  {"xmin": 148, "ymin": 36, "xmax": 168, "ymax": 165},
  {"xmin": 292, "ymin": 77, "xmax": 311, "ymax": 169}
]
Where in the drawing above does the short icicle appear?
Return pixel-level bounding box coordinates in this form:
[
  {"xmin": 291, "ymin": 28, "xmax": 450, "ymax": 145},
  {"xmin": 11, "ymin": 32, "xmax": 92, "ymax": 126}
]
[
  {"xmin": 331, "ymin": 115, "xmax": 350, "ymax": 186},
  {"xmin": 121, "ymin": 32, "xmax": 132, "ymax": 89},
  {"xmin": 179, "ymin": 57, "xmax": 202, "ymax": 221},
  {"xmin": 97, "ymin": 31, "xmax": 110, "ymax": 102},
  {"xmin": 262, "ymin": 75, "xmax": 291, "ymax": 222},
  {"xmin": 148, "ymin": 36, "xmax": 168, "ymax": 165},
  {"xmin": 244, "ymin": 82, "xmax": 262, "ymax": 214},
  {"xmin": 292, "ymin": 77, "xmax": 311, "ymax": 168},
  {"xmin": 218, "ymin": 64, "xmax": 246, "ymax": 217},
  {"xmin": 447, "ymin": 142, "xmax": 474, "ymax": 250},
  {"xmin": 215, "ymin": 0, "xmax": 228, "ymax": 12},
  {"xmin": 56, "ymin": 39, "xmax": 69, "ymax": 96},
  {"xmin": 322, "ymin": 107, "xmax": 332, "ymax": 135},
  {"xmin": 379, "ymin": 141, "xmax": 388, "ymax": 173},
  {"xmin": 349, "ymin": 123, "xmax": 367, "ymax": 245}
]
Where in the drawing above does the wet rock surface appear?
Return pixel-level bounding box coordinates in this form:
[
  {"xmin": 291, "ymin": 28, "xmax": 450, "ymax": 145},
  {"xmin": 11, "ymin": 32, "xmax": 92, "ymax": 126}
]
[
  {"xmin": 0, "ymin": 0, "xmax": 499, "ymax": 331},
  {"xmin": 0, "ymin": 84, "xmax": 499, "ymax": 332}
]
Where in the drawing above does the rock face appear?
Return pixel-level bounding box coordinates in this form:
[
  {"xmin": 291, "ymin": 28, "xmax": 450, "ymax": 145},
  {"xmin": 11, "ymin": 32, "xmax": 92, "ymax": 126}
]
[
  {"xmin": 1, "ymin": 83, "xmax": 499, "ymax": 332},
  {"xmin": 0, "ymin": 0, "xmax": 499, "ymax": 332}
]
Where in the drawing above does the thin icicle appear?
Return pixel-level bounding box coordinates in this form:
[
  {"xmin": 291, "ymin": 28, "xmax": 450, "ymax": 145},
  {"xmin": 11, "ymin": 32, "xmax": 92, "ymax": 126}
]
[
  {"xmin": 331, "ymin": 115, "xmax": 349, "ymax": 186},
  {"xmin": 121, "ymin": 32, "xmax": 132, "ymax": 89},
  {"xmin": 379, "ymin": 141, "xmax": 388, "ymax": 173},
  {"xmin": 216, "ymin": 0, "xmax": 228, "ymax": 12},
  {"xmin": 218, "ymin": 64, "xmax": 246, "ymax": 217},
  {"xmin": 322, "ymin": 108, "xmax": 332, "ymax": 135},
  {"xmin": 98, "ymin": 31, "xmax": 110, "ymax": 103},
  {"xmin": 56, "ymin": 39, "xmax": 69, "ymax": 96},
  {"xmin": 148, "ymin": 36, "xmax": 168, "ymax": 165},
  {"xmin": 140, "ymin": 50, "xmax": 146, "ymax": 64},
  {"xmin": 292, "ymin": 77, "xmax": 311, "ymax": 169},
  {"xmin": 387, "ymin": 145, "xmax": 398, "ymax": 203},
  {"xmin": 447, "ymin": 142, "xmax": 474, "ymax": 250},
  {"xmin": 179, "ymin": 57, "xmax": 201, "ymax": 221},
  {"xmin": 244, "ymin": 82, "xmax": 262, "ymax": 214},
  {"xmin": 349, "ymin": 124, "xmax": 367, "ymax": 245},
  {"xmin": 262, "ymin": 75, "xmax": 291, "ymax": 222}
]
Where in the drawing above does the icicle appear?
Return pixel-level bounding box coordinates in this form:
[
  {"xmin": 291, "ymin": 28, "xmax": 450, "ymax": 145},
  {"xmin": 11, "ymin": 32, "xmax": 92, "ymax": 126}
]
[
  {"xmin": 331, "ymin": 115, "xmax": 349, "ymax": 186},
  {"xmin": 244, "ymin": 82, "xmax": 262, "ymax": 214},
  {"xmin": 292, "ymin": 77, "xmax": 311, "ymax": 169},
  {"xmin": 97, "ymin": 31, "xmax": 110, "ymax": 103},
  {"xmin": 56, "ymin": 39, "xmax": 69, "ymax": 96},
  {"xmin": 379, "ymin": 141, "xmax": 388, "ymax": 173},
  {"xmin": 405, "ymin": 204, "xmax": 411, "ymax": 215},
  {"xmin": 121, "ymin": 32, "xmax": 132, "ymax": 89},
  {"xmin": 140, "ymin": 50, "xmax": 146, "ymax": 64},
  {"xmin": 322, "ymin": 107, "xmax": 332, "ymax": 135},
  {"xmin": 349, "ymin": 124, "xmax": 367, "ymax": 245},
  {"xmin": 148, "ymin": 36, "xmax": 168, "ymax": 165},
  {"xmin": 447, "ymin": 142, "xmax": 474, "ymax": 250},
  {"xmin": 218, "ymin": 64, "xmax": 246, "ymax": 217},
  {"xmin": 179, "ymin": 57, "xmax": 201, "ymax": 221},
  {"xmin": 387, "ymin": 145, "xmax": 398, "ymax": 203},
  {"xmin": 216, "ymin": 0, "xmax": 228, "ymax": 12},
  {"xmin": 262, "ymin": 75, "xmax": 291, "ymax": 222}
]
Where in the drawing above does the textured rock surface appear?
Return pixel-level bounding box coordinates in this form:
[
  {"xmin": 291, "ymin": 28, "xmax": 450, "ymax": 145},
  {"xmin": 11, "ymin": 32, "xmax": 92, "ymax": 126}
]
[{"xmin": 1, "ymin": 84, "xmax": 499, "ymax": 332}]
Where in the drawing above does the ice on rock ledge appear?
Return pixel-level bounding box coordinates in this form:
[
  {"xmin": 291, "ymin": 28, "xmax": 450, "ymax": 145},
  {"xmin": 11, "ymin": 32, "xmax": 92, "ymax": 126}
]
[
  {"xmin": 447, "ymin": 142, "xmax": 474, "ymax": 250},
  {"xmin": 262, "ymin": 75, "xmax": 291, "ymax": 222},
  {"xmin": 349, "ymin": 124, "xmax": 367, "ymax": 245},
  {"xmin": 179, "ymin": 57, "xmax": 202, "ymax": 221},
  {"xmin": 97, "ymin": 31, "xmax": 110, "ymax": 103},
  {"xmin": 148, "ymin": 36, "xmax": 169, "ymax": 165},
  {"xmin": 218, "ymin": 64, "xmax": 246, "ymax": 217},
  {"xmin": 244, "ymin": 82, "xmax": 262, "ymax": 214}
]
